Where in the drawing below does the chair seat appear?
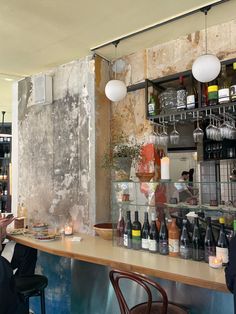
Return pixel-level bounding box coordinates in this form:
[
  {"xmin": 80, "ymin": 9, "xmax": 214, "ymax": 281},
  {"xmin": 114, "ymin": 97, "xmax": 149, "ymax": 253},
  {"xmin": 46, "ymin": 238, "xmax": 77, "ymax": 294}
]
[
  {"xmin": 15, "ymin": 274, "xmax": 48, "ymax": 298},
  {"xmin": 131, "ymin": 301, "xmax": 188, "ymax": 314}
]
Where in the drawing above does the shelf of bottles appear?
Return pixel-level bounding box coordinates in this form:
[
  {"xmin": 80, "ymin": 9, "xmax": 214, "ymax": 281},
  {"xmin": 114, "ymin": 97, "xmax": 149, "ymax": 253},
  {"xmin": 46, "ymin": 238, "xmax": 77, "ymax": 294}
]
[
  {"xmin": 112, "ymin": 180, "xmax": 235, "ymax": 265},
  {"xmin": 146, "ymin": 58, "xmax": 236, "ymax": 125},
  {"xmin": 0, "ymin": 124, "xmax": 11, "ymax": 213}
]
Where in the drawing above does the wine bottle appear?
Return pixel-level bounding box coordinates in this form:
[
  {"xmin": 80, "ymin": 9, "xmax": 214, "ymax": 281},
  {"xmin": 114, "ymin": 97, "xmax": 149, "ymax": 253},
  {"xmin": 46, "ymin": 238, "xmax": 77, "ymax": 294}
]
[
  {"xmin": 218, "ymin": 64, "xmax": 230, "ymax": 104},
  {"xmin": 192, "ymin": 217, "xmax": 204, "ymax": 261},
  {"xmin": 148, "ymin": 94, "xmax": 156, "ymax": 116},
  {"xmin": 216, "ymin": 217, "xmax": 229, "ymax": 265},
  {"xmin": 149, "ymin": 212, "xmax": 159, "ymax": 253},
  {"xmin": 230, "ymin": 62, "xmax": 236, "ymax": 102},
  {"xmin": 186, "ymin": 83, "xmax": 197, "ymax": 110},
  {"xmin": 204, "ymin": 217, "xmax": 216, "ymax": 263},
  {"xmin": 168, "ymin": 218, "xmax": 180, "ymax": 257},
  {"xmin": 233, "ymin": 219, "xmax": 236, "ymax": 236},
  {"xmin": 179, "ymin": 219, "xmax": 192, "ymax": 259},
  {"xmin": 159, "ymin": 214, "xmax": 169, "ymax": 255},
  {"xmin": 132, "ymin": 211, "xmax": 141, "ymax": 250},
  {"xmin": 177, "ymin": 76, "xmax": 187, "ymax": 110},
  {"xmin": 117, "ymin": 207, "xmax": 125, "ymax": 246},
  {"xmin": 124, "ymin": 211, "xmax": 132, "ymax": 249},
  {"xmin": 208, "ymin": 80, "xmax": 218, "ymax": 106},
  {"xmin": 141, "ymin": 212, "xmax": 150, "ymax": 250}
]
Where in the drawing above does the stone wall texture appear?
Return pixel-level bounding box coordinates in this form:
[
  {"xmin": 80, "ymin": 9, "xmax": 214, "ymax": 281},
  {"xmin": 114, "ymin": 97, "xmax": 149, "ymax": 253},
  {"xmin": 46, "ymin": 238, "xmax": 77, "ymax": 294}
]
[{"xmin": 18, "ymin": 56, "xmax": 96, "ymax": 233}]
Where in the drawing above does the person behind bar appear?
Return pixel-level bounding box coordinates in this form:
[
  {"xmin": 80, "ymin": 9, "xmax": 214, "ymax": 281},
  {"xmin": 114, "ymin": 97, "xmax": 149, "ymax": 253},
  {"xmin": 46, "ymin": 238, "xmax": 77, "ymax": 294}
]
[
  {"xmin": 174, "ymin": 171, "xmax": 193, "ymax": 202},
  {"xmin": 225, "ymin": 235, "xmax": 236, "ymax": 313},
  {"xmin": 0, "ymin": 216, "xmax": 37, "ymax": 314}
]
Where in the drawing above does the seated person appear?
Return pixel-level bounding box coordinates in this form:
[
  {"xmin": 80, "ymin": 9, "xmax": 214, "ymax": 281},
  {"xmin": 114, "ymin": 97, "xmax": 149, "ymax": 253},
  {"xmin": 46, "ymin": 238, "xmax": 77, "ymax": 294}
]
[
  {"xmin": 225, "ymin": 235, "xmax": 236, "ymax": 313},
  {"xmin": 0, "ymin": 216, "xmax": 37, "ymax": 314}
]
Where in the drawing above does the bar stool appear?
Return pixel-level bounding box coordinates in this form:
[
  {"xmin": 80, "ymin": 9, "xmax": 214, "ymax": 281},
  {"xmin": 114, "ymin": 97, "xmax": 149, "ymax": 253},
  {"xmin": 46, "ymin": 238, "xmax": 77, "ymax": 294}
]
[
  {"xmin": 109, "ymin": 269, "xmax": 189, "ymax": 314},
  {"xmin": 15, "ymin": 274, "xmax": 48, "ymax": 314}
]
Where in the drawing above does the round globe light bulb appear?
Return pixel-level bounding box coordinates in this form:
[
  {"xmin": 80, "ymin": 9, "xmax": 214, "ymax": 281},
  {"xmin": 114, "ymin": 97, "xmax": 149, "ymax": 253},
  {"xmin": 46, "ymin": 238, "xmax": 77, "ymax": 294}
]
[
  {"xmin": 105, "ymin": 79, "xmax": 127, "ymax": 102},
  {"xmin": 192, "ymin": 54, "xmax": 221, "ymax": 83}
]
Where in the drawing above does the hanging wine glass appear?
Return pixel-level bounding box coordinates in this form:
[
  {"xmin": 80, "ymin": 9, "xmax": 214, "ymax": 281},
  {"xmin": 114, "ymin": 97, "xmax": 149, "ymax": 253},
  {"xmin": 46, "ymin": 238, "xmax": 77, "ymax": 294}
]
[
  {"xmin": 169, "ymin": 121, "xmax": 180, "ymax": 144},
  {"xmin": 193, "ymin": 112, "xmax": 204, "ymax": 143},
  {"xmin": 159, "ymin": 123, "xmax": 169, "ymax": 146}
]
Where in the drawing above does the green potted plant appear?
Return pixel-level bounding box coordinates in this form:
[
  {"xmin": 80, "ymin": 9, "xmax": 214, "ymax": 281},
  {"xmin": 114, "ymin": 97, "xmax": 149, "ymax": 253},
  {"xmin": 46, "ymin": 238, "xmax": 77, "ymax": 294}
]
[{"xmin": 102, "ymin": 134, "xmax": 141, "ymax": 181}]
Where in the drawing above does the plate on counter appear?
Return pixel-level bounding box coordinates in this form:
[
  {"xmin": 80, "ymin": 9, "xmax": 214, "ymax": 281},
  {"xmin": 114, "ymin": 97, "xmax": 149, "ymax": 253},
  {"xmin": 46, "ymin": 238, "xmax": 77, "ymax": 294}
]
[{"xmin": 35, "ymin": 234, "xmax": 56, "ymax": 242}]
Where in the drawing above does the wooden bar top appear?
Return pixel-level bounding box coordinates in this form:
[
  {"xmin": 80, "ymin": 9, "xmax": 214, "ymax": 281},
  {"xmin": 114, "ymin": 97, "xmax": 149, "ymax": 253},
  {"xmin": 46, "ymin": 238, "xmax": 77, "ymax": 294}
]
[{"xmin": 8, "ymin": 233, "xmax": 228, "ymax": 293}]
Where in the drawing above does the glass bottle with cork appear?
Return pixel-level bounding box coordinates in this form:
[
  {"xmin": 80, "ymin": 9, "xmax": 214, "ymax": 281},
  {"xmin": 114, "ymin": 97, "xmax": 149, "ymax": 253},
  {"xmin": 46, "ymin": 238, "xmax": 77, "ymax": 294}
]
[
  {"xmin": 124, "ymin": 210, "xmax": 132, "ymax": 249},
  {"xmin": 147, "ymin": 93, "xmax": 157, "ymax": 116},
  {"xmin": 141, "ymin": 211, "xmax": 150, "ymax": 250},
  {"xmin": 208, "ymin": 80, "xmax": 218, "ymax": 106},
  {"xmin": 159, "ymin": 214, "xmax": 169, "ymax": 255},
  {"xmin": 131, "ymin": 211, "xmax": 141, "ymax": 250},
  {"xmin": 216, "ymin": 217, "xmax": 229, "ymax": 266},
  {"xmin": 149, "ymin": 212, "xmax": 159, "ymax": 253},
  {"xmin": 179, "ymin": 219, "xmax": 192, "ymax": 259},
  {"xmin": 168, "ymin": 218, "xmax": 180, "ymax": 257},
  {"xmin": 204, "ymin": 217, "xmax": 216, "ymax": 263},
  {"xmin": 117, "ymin": 206, "xmax": 125, "ymax": 246},
  {"xmin": 177, "ymin": 76, "xmax": 187, "ymax": 110},
  {"xmin": 218, "ymin": 64, "xmax": 230, "ymax": 104}
]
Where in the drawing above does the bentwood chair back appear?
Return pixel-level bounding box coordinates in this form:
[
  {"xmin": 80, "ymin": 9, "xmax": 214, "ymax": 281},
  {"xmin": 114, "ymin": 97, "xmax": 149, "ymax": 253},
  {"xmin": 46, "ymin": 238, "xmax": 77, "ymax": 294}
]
[{"xmin": 109, "ymin": 269, "xmax": 189, "ymax": 314}]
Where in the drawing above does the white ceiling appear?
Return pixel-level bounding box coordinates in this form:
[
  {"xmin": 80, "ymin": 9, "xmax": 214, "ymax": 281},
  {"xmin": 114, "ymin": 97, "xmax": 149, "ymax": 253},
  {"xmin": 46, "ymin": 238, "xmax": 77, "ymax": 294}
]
[{"xmin": 0, "ymin": 0, "xmax": 235, "ymax": 121}]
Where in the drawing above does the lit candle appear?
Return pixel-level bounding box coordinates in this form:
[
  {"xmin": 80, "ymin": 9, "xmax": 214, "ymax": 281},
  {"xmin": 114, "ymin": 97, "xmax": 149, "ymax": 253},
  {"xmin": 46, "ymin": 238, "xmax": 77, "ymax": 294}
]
[
  {"xmin": 209, "ymin": 256, "xmax": 222, "ymax": 269},
  {"xmin": 161, "ymin": 157, "xmax": 170, "ymax": 180},
  {"xmin": 64, "ymin": 224, "xmax": 73, "ymax": 235}
]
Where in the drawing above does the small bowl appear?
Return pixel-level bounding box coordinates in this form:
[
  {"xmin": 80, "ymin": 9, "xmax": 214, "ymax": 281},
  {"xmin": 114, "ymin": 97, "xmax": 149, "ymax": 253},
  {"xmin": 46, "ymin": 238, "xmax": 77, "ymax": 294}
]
[{"xmin": 93, "ymin": 223, "xmax": 115, "ymax": 240}]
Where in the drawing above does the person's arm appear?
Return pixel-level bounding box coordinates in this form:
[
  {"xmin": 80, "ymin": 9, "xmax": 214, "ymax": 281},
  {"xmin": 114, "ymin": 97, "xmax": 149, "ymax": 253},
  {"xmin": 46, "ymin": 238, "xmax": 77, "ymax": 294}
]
[{"xmin": 0, "ymin": 217, "xmax": 14, "ymax": 249}]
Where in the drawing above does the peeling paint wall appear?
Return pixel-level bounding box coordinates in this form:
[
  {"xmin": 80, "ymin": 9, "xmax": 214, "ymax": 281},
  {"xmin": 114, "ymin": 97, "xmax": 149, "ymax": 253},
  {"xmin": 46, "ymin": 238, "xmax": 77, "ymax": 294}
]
[{"xmin": 18, "ymin": 56, "xmax": 97, "ymax": 233}]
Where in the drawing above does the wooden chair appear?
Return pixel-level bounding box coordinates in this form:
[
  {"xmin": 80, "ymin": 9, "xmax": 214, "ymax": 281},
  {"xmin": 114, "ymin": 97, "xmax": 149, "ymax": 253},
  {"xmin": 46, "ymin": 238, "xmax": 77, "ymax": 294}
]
[{"xmin": 109, "ymin": 269, "xmax": 189, "ymax": 314}]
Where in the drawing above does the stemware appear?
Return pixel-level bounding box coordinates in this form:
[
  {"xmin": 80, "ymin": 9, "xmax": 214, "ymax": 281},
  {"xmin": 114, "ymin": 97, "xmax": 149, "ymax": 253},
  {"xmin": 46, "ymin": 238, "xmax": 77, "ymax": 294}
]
[
  {"xmin": 159, "ymin": 124, "xmax": 169, "ymax": 146},
  {"xmin": 193, "ymin": 114, "xmax": 204, "ymax": 143},
  {"xmin": 169, "ymin": 121, "xmax": 180, "ymax": 145}
]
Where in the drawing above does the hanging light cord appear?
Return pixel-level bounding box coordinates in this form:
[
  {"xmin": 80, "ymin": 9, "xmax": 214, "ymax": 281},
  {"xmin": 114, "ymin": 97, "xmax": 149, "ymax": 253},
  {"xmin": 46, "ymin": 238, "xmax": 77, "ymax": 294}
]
[
  {"xmin": 113, "ymin": 40, "xmax": 120, "ymax": 80},
  {"xmin": 205, "ymin": 10, "xmax": 208, "ymax": 54}
]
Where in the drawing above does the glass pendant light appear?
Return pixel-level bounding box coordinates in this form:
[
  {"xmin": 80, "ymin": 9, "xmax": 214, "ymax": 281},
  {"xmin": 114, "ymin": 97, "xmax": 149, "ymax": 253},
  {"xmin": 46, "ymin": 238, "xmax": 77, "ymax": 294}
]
[
  {"xmin": 105, "ymin": 41, "xmax": 127, "ymax": 102},
  {"xmin": 192, "ymin": 6, "xmax": 221, "ymax": 83}
]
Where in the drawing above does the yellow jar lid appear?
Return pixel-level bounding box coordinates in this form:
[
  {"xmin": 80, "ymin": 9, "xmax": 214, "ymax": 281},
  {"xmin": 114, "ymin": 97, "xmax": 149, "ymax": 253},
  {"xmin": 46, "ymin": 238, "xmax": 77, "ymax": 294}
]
[
  {"xmin": 219, "ymin": 217, "xmax": 225, "ymax": 224},
  {"xmin": 233, "ymin": 62, "xmax": 236, "ymax": 70},
  {"xmin": 208, "ymin": 85, "xmax": 218, "ymax": 92}
]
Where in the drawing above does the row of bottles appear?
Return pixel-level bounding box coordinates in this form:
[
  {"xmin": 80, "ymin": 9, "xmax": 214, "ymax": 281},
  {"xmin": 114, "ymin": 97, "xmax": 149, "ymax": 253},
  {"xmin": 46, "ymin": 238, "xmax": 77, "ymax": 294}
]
[
  {"xmin": 117, "ymin": 210, "xmax": 230, "ymax": 265},
  {"xmin": 148, "ymin": 62, "xmax": 236, "ymax": 115},
  {"xmin": 0, "ymin": 167, "xmax": 8, "ymax": 180}
]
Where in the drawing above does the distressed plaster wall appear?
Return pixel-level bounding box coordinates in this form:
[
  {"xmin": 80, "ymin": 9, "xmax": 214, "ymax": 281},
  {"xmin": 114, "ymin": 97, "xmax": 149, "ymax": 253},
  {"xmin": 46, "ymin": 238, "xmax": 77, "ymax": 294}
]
[
  {"xmin": 18, "ymin": 56, "xmax": 98, "ymax": 233},
  {"xmin": 111, "ymin": 19, "xmax": 236, "ymax": 140}
]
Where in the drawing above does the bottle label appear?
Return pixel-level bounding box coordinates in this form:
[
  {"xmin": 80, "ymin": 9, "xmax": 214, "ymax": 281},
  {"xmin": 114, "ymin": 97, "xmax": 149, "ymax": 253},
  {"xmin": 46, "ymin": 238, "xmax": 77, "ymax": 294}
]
[
  {"xmin": 218, "ymin": 88, "xmax": 230, "ymax": 103},
  {"xmin": 169, "ymin": 239, "xmax": 180, "ymax": 253},
  {"xmin": 124, "ymin": 234, "xmax": 132, "ymax": 248},
  {"xmin": 149, "ymin": 239, "xmax": 158, "ymax": 252},
  {"xmin": 208, "ymin": 91, "xmax": 218, "ymax": 101},
  {"xmin": 230, "ymin": 85, "xmax": 236, "ymax": 99},
  {"xmin": 180, "ymin": 245, "xmax": 191, "ymax": 259},
  {"xmin": 132, "ymin": 230, "xmax": 141, "ymax": 237},
  {"xmin": 177, "ymin": 90, "xmax": 187, "ymax": 109},
  {"xmin": 148, "ymin": 102, "xmax": 155, "ymax": 115},
  {"xmin": 187, "ymin": 95, "xmax": 195, "ymax": 104},
  {"xmin": 141, "ymin": 238, "xmax": 149, "ymax": 250},
  {"xmin": 159, "ymin": 240, "xmax": 169, "ymax": 255},
  {"xmin": 216, "ymin": 247, "xmax": 229, "ymax": 264}
]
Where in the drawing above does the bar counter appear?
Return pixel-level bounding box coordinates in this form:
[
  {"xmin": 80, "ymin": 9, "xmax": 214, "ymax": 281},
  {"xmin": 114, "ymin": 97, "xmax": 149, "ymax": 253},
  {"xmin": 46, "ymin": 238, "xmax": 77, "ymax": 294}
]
[{"xmin": 8, "ymin": 232, "xmax": 228, "ymax": 293}]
